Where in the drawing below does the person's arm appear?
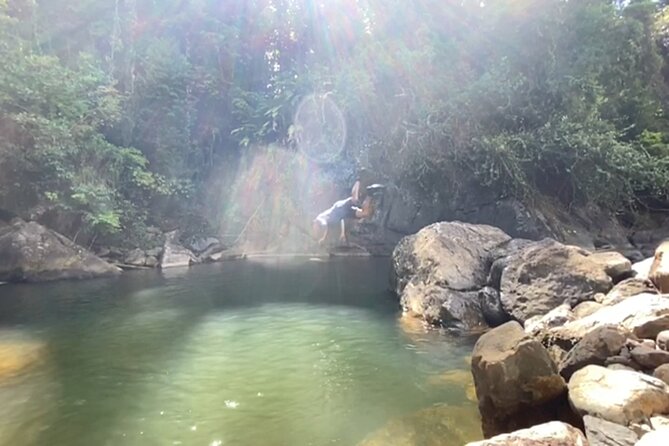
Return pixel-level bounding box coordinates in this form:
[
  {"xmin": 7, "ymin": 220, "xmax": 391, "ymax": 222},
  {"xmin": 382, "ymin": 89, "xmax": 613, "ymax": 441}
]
[
  {"xmin": 319, "ymin": 225, "xmax": 329, "ymax": 245},
  {"xmin": 351, "ymin": 180, "xmax": 361, "ymax": 204},
  {"xmin": 355, "ymin": 197, "xmax": 373, "ymax": 219}
]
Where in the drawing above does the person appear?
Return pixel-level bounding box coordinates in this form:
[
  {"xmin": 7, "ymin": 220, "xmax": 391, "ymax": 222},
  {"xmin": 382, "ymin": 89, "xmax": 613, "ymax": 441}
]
[{"xmin": 312, "ymin": 184, "xmax": 379, "ymax": 246}]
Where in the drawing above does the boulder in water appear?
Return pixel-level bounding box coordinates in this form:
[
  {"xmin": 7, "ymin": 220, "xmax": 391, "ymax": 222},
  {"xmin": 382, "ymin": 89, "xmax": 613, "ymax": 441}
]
[
  {"xmin": 0, "ymin": 334, "xmax": 46, "ymax": 381},
  {"xmin": 0, "ymin": 219, "xmax": 120, "ymax": 282},
  {"xmin": 160, "ymin": 231, "xmax": 197, "ymax": 268}
]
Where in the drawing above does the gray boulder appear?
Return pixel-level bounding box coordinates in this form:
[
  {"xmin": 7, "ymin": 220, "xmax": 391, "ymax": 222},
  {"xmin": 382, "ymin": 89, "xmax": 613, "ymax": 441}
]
[
  {"xmin": 160, "ymin": 230, "xmax": 196, "ymax": 269},
  {"xmin": 630, "ymin": 346, "xmax": 669, "ymax": 370},
  {"xmin": 124, "ymin": 248, "xmax": 147, "ymax": 266},
  {"xmin": 0, "ymin": 219, "xmax": 120, "ymax": 282},
  {"xmin": 558, "ymin": 325, "xmax": 629, "ymax": 380},
  {"xmin": 583, "ymin": 415, "xmax": 639, "ymax": 446},
  {"xmin": 500, "ymin": 239, "xmax": 613, "ymax": 323}
]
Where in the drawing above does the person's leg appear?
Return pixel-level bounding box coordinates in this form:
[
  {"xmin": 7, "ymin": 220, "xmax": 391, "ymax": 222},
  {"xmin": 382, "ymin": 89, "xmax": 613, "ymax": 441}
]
[{"xmin": 339, "ymin": 219, "xmax": 347, "ymax": 243}]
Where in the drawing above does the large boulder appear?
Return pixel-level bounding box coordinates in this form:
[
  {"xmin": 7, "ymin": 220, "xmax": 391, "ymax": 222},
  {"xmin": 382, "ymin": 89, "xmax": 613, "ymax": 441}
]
[
  {"xmin": 392, "ymin": 221, "xmax": 511, "ymax": 294},
  {"xmin": 465, "ymin": 421, "xmax": 587, "ymax": 446},
  {"xmin": 649, "ymin": 242, "xmax": 669, "ymax": 293},
  {"xmin": 392, "ymin": 222, "xmax": 511, "ymax": 330},
  {"xmin": 568, "ymin": 365, "xmax": 669, "ymax": 425},
  {"xmin": 500, "ymin": 239, "xmax": 612, "ymax": 323},
  {"xmin": 0, "ymin": 219, "xmax": 120, "ymax": 282},
  {"xmin": 630, "ymin": 346, "xmax": 669, "ymax": 370},
  {"xmin": 471, "ymin": 321, "xmax": 567, "ymax": 437},
  {"xmin": 549, "ymin": 294, "xmax": 669, "ymax": 343},
  {"xmin": 558, "ymin": 325, "xmax": 629, "ymax": 381},
  {"xmin": 583, "ymin": 415, "xmax": 639, "ymax": 446},
  {"xmin": 160, "ymin": 230, "xmax": 196, "ymax": 269}
]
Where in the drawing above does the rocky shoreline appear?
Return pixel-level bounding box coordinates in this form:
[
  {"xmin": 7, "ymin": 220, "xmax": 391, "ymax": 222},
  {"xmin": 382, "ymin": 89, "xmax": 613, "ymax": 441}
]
[{"xmin": 391, "ymin": 221, "xmax": 669, "ymax": 445}]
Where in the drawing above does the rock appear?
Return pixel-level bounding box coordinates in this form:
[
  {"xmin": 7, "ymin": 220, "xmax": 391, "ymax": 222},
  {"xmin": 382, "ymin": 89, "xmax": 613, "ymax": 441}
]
[
  {"xmin": 608, "ymin": 364, "xmax": 636, "ymax": 372},
  {"xmin": 486, "ymin": 238, "xmax": 534, "ymax": 289},
  {"xmin": 583, "ymin": 415, "xmax": 639, "ymax": 446},
  {"xmin": 649, "ymin": 415, "xmax": 669, "ymax": 429},
  {"xmin": 391, "ymin": 222, "xmax": 510, "ymax": 329},
  {"xmin": 568, "ymin": 365, "xmax": 669, "ymax": 425},
  {"xmin": 471, "ymin": 321, "xmax": 567, "ymax": 437},
  {"xmin": 525, "ymin": 304, "xmax": 575, "ymax": 336},
  {"xmin": 559, "ymin": 325, "xmax": 628, "ymax": 380},
  {"xmin": 573, "ymin": 301, "xmax": 604, "ymax": 319},
  {"xmin": 144, "ymin": 255, "xmax": 159, "ymax": 268},
  {"xmin": 146, "ymin": 247, "xmax": 163, "ymax": 257},
  {"xmin": 649, "ymin": 242, "xmax": 669, "ymax": 293},
  {"xmin": 633, "ymin": 258, "xmax": 655, "ymax": 280},
  {"xmin": 391, "ymin": 221, "xmax": 511, "ymax": 294},
  {"xmin": 636, "ymin": 429, "xmax": 669, "ymax": 446},
  {"xmin": 630, "ymin": 346, "xmax": 669, "ymax": 370},
  {"xmin": 160, "ymin": 230, "xmax": 196, "ymax": 269},
  {"xmin": 400, "ymin": 281, "xmax": 486, "ymax": 330},
  {"xmin": 465, "ymin": 421, "xmax": 587, "ymax": 446},
  {"xmin": 124, "ymin": 248, "xmax": 147, "ymax": 266},
  {"xmin": 357, "ymin": 404, "xmax": 483, "ymax": 446},
  {"xmin": 653, "ymin": 364, "xmax": 669, "ymax": 386},
  {"xmin": 499, "ymin": 239, "xmax": 612, "ymax": 323},
  {"xmin": 657, "ymin": 331, "xmax": 669, "ymax": 351},
  {"xmin": 0, "ymin": 219, "xmax": 121, "ymax": 282},
  {"xmin": 186, "ymin": 236, "xmax": 221, "ymax": 254},
  {"xmin": 598, "ymin": 278, "xmax": 658, "ymax": 306},
  {"xmin": 0, "ymin": 334, "xmax": 46, "ymax": 381},
  {"xmin": 590, "ymin": 251, "xmax": 633, "ymax": 282},
  {"xmin": 549, "ymin": 294, "xmax": 669, "ymax": 343},
  {"xmin": 478, "ymin": 286, "xmax": 511, "ymax": 327},
  {"xmin": 96, "ymin": 247, "xmax": 111, "ymax": 257}
]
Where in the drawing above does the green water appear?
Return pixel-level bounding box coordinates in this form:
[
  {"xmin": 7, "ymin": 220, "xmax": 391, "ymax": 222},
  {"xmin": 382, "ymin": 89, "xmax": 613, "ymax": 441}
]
[{"xmin": 0, "ymin": 258, "xmax": 478, "ymax": 446}]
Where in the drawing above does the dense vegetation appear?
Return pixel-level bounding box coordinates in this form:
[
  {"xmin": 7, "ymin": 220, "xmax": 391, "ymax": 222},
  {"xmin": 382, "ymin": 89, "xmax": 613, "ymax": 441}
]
[{"xmin": 1, "ymin": 0, "xmax": 668, "ymax": 247}]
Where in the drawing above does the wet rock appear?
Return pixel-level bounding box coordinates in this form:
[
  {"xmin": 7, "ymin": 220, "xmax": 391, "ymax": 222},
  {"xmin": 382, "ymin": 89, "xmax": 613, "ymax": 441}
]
[
  {"xmin": 499, "ymin": 239, "xmax": 612, "ymax": 323},
  {"xmin": 558, "ymin": 325, "xmax": 628, "ymax": 380},
  {"xmin": 0, "ymin": 219, "xmax": 121, "ymax": 282},
  {"xmin": 357, "ymin": 404, "xmax": 483, "ymax": 446},
  {"xmin": 525, "ymin": 304, "xmax": 575, "ymax": 336},
  {"xmin": 583, "ymin": 415, "xmax": 639, "ymax": 446},
  {"xmin": 465, "ymin": 421, "xmax": 587, "ymax": 446},
  {"xmin": 630, "ymin": 346, "xmax": 669, "ymax": 370},
  {"xmin": 649, "ymin": 242, "xmax": 669, "ymax": 293},
  {"xmin": 590, "ymin": 251, "xmax": 633, "ymax": 282},
  {"xmin": 400, "ymin": 281, "xmax": 486, "ymax": 330},
  {"xmin": 549, "ymin": 294, "xmax": 669, "ymax": 343},
  {"xmin": 573, "ymin": 301, "xmax": 604, "ymax": 319},
  {"xmin": 160, "ymin": 230, "xmax": 196, "ymax": 269},
  {"xmin": 653, "ymin": 364, "xmax": 669, "ymax": 386},
  {"xmin": 636, "ymin": 429, "xmax": 669, "ymax": 446},
  {"xmin": 598, "ymin": 278, "xmax": 658, "ymax": 307},
  {"xmin": 568, "ymin": 365, "xmax": 669, "ymax": 425},
  {"xmin": 471, "ymin": 321, "xmax": 567, "ymax": 437},
  {"xmin": 478, "ymin": 287, "xmax": 510, "ymax": 327}
]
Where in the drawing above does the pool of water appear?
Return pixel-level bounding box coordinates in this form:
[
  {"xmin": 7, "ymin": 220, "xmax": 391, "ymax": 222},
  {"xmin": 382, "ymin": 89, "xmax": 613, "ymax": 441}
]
[{"xmin": 0, "ymin": 258, "xmax": 480, "ymax": 446}]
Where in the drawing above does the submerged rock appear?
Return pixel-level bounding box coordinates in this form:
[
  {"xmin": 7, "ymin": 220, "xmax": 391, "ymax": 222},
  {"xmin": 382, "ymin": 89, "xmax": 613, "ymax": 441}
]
[
  {"xmin": 499, "ymin": 239, "xmax": 612, "ymax": 324},
  {"xmin": 0, "ymin": 335, "xmax": 46, "ymax": 381},
  {"xmin": 471, "ymin": 321, "xmax": 567, "ymax": 437},
  {"xmin": 568, "ymin": 365, "xmax": 669, "ymax": 425},
  {"xmin": 357, "ymin": 404, "xmax": 483, "ymax": 446},
  {"xmin": 0, "ymin": 219, "xmax": 120, "ymax": 282},
  {"xmin": 465, "ymin": 421, "xmax": 587, "ymax": 446}
]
